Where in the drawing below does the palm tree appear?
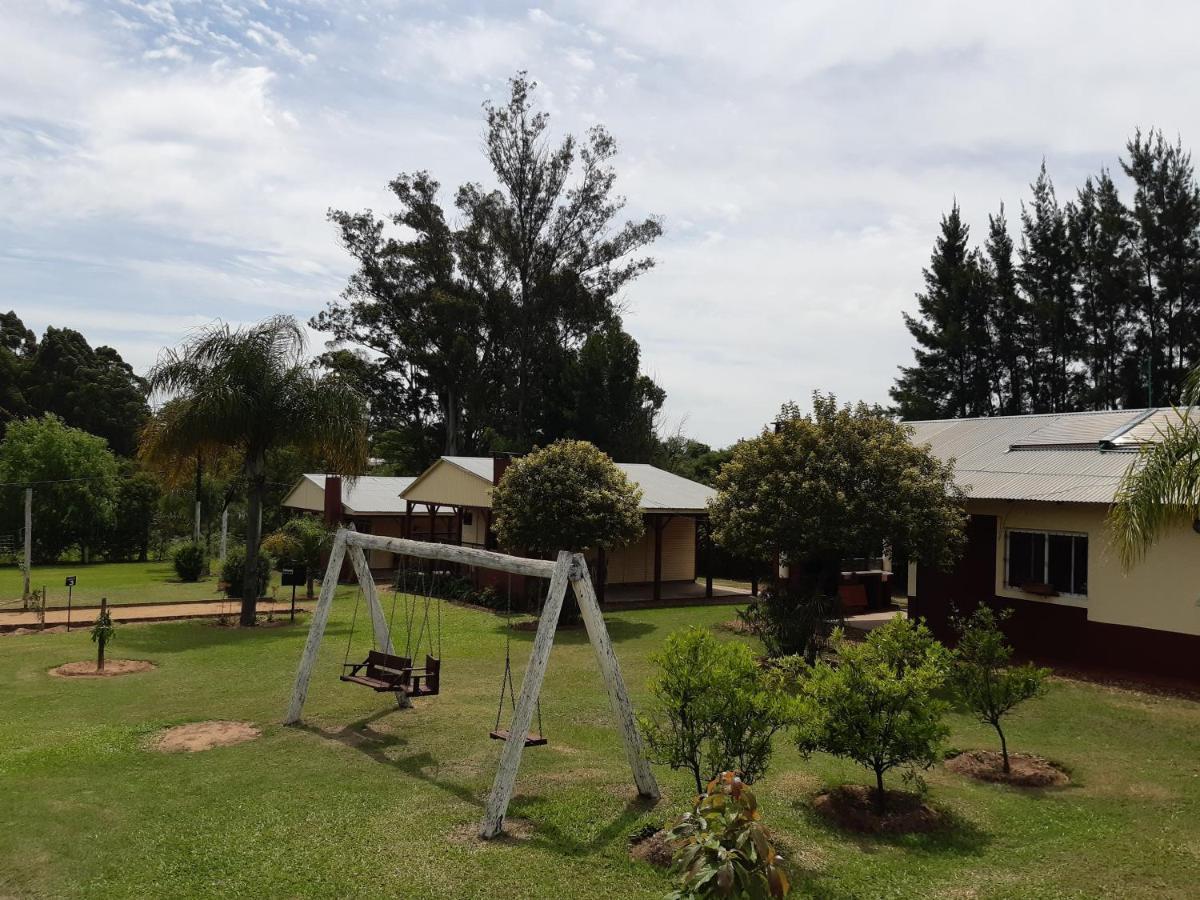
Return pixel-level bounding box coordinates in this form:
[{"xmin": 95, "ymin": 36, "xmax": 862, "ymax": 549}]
[
  {"xmin": 141, "ymin": 316, "xmax": 368, "ymax": 625},
  {"xmin": 1108, "ymin": 368, "xmax": 1200, "ymax": 569}
]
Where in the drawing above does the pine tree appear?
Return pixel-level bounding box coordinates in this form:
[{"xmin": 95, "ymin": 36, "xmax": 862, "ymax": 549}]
[
  {"xmin": 1070, "ymin": 172, "xmax": 1137, "ymax": 410},
  {"xmin": 1019, "ymin": 164, "xmax": 1081, "ymax": 412},
  {"xmin": 984, "ymin": 206, "xmax": 1029, "ymax": 414},
  {"xmin": 892, "ymin": 204, "xmax": 993, "ymax": 418},
  {"xmin": 1121, "ymin": 130, "xmax": 1200, "ymax": 406}
]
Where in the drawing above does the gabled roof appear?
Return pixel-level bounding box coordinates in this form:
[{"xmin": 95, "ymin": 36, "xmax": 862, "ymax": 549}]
[
  {"xmin": 906, "ymin": 407, "xmax": 1178, "ymax": 504},
  {"xmin": 401, "ymin": 456, "xmax": 716, "ymax": 514},
  {"xmin": 283, "ymin": 474, "xmax": 417, "ymax": 516}
]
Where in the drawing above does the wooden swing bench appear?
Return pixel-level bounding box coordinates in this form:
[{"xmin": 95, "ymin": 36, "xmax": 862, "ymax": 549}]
[
  {"xmin": 489, "ymin": 729, "xmax": 548, "ymax": 747},
  {"xmin": 341, "ymin": 650, "xmax": 441, "ymax": 697}
]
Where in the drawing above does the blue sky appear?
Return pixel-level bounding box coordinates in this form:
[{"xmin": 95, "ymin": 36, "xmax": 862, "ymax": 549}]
[{"xmin": 3, "ymin": 1, "xmax": 1198, "ymax": 446}]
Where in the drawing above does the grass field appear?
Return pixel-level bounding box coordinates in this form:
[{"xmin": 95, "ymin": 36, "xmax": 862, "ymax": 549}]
[
  {"xmin": 2, "ymin": 595, "xmax": 1199, "ymax": 899},
  {"xmin": 0, "ymin": 561, "xmax": 282, "ymax": 609}
]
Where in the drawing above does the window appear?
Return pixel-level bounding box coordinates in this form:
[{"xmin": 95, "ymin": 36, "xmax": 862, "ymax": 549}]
[
  {"xmin": 462, "ymin": 511, "xmax": 474, "ymax": 526},
  {"xmin": 1005, "ymin": 529, "xmax": 1087, "ymax": 596}
]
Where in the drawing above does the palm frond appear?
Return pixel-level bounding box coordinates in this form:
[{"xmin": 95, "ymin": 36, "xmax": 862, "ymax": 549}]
[{"xmin": 1108, "ymin": 408, "xmax": 1200, "ymax": 569}]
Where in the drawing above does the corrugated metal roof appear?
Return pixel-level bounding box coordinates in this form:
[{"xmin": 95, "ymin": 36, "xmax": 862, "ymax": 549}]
[
  {"xmin": 416, "ymin": 456, "xmax": 715, "ymax": 513},
  {"xmin": 291, "ymin": 474, "xmax": 417, "ymax": 515},
  {"xmin": 904, "ymin": 408, "xmax": 1178, "ymax": 504}
]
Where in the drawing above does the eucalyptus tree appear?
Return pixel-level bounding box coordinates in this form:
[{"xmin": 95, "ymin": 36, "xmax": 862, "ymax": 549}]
[
  {"xmin": 140, "ymin": 316, "xmax": 368, "ymax": 625},
  {"xmin": 317, "ymin": 72, "xmax": 662, "ymax": 458}
]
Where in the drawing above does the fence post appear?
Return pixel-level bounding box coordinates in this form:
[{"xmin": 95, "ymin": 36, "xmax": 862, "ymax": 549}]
[{"xmin": 22, "ymin": 487, "xmax": 31, "ymax": 608}]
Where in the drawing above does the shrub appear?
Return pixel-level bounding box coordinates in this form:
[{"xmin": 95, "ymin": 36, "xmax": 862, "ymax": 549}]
[
  {"xmin": 951, "ymin": 606, "xmax": 1050, "ymax": 773},
  {"xmin": 640, "ymin": 628, "xmax": 791, "ymax": 793},
  {"xmin": 220, "ymin": 546, "xmax": 272, "ymax": 599},
  {"xmin": 666, "ymin": 772, "xmax": 790, "ymax": 899},
  {"xmin": 261, "ymin": 516, "xmax": 332, "ymax": 597},
  {"xmin": 737, "ymin": 583, "xmax": 842, "ymax": 662},
  {"xmin": 794, "ymin": 616, "xmax": 951, "ymax": 813},
  {"xmin": 173, "ymin": 543, "xmax": 206, "ymax": 582}
]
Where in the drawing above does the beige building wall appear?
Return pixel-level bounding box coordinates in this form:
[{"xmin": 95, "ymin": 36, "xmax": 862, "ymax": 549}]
[
  {"xmin": 283, "ymin": 478, "xmax": 325, "ymax": 512},
  {"xmin": 460, "ymin": 508, "xmax": 489, "ymax": 547},
  {"xmin": 604, "ymin": 516, "xmax": 697, "ymax": 584},
  {"xmin": 967, "ymin": 499, "xmax": 1200, "ymax": 637},
  {"xmin": 403, "ymin": 462, "xmax": 493, "ymax": 508}
]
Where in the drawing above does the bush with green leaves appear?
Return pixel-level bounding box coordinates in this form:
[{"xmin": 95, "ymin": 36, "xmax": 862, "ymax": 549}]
[
  {"xmin": 492, "ymin": 440, "xmax": 644, "ymax": 554},
  {"xmin": 640, "ymin": 628, "xmax": 791, "ymax": 794},
  {"xmin": 794, "ymin": 616, "xmax": 951, "ymax": 813},
  {"xmin": 220, "ymin": 546, "xmax": 272, "ymax": 600},
  {"xmin": 951, "ymin": 605, "xmax": 1050, "ymax": 773},
  {"xmin": 91, "ymin": 604, "xmax": 116, "ymax": 671},
  {"xmin": 261, "ymin": 516, "xmax": 332, "ymax": 598},
  {"xmin": 172, "ymin": 543, "xmax": 206, "ymax": 582},
  {"xmin": 737, "ymin": 583, "xmax": 842, "ymax": 663},
  {"xmin": 666, "ymin": 771, "xmax": 790, "ymax": 900}
]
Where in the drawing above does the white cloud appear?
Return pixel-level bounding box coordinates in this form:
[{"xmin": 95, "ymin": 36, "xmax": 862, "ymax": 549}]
[{"xmin": 4, "ymin": 0, "xmax": 1200, "ymax": 446}]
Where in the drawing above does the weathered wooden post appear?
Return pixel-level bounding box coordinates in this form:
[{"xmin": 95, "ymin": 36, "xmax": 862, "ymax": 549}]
[{"xmin": 22, "ymin": 487, "xmax": 31, "ymax": 608}]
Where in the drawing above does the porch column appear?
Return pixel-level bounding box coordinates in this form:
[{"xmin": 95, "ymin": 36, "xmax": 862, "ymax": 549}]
[
  {"xmin": 454, "ymin": 506, "xmax": 464, "ymax": 546},
  {"xmin": 403, "ymin": 500, "xmax": 413, "ymax": 540},
  {"xmin": 652, "ymin": 515, "xmax": 670, "ymax": 604},
  {"xmin": 700, "ymin": 517, "xmax": 713, "ymax": 598}
]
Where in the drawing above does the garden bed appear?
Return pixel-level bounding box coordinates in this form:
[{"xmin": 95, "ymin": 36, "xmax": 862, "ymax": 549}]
[
  {"xmin": 946, "ymin": 750, "xmax": 1069, "ymax": 787},
  {"xmin": 812, "ymin": 784, "xmax": 949, "ymax": 834}
]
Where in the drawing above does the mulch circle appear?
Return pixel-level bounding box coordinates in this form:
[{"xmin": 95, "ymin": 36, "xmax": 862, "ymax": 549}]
[
  {"xmin": 629, "ymin": 827, "xmax": 674, "ymax": 868},
  {"xmin": 49, "ymin": 659, "xmax": 156, "ymax": 678},
  {"xmin": 812, "ymin": 784, "xmax": 948, "ymax": 834},
  {"xmin": 946, "ymin": 750, "xmax": 1069, "ymax": 787}
]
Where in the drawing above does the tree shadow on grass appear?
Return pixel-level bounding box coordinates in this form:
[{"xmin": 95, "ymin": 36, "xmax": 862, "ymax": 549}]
[
  {"xmin": 112, "ymin": 617, "xmax": 326, "ymax": 655},
  {"xmin": 493, "ymin": 617, "xmax": 657, "ymax": 646},
  {"xmin": 292, "ymin": 714, "xmax": 484, "ymax": 809},
  {"xmin": 508, "ymin": 790, "xmax": 666, "ymax": 858}
]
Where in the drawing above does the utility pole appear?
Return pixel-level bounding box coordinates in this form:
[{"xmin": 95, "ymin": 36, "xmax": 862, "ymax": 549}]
[
  {"xmin": 193, "ymin": 455, "xmax": 203, "ymax": 544},
  {"xmin": 21, "ymin": 487, "xmax": 31, "ymax": 609}
]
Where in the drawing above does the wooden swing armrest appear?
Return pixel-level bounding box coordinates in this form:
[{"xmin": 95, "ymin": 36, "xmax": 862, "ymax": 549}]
[{"xmin": 342, "ymin": 661, "xmax": 368, "ymax": 676}]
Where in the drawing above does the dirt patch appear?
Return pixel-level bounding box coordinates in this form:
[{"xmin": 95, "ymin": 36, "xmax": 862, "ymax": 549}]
[
  {"xmin": 812, "ymin": 784, "xmax": 949, "ymax": 834},
  {"xmin": 717, "ymin": 618, "xmax": 753, "ymax": 635},
  {"xmin": 629, "ymin": 828, "xmax": 674, "ymax": 868},
  {"xmin": 946, "ymin": 750, "xmax": 1069, "ymax": 788},
  {"xmin": 49, "ymin": 659, "xmax": 156, "ymax": 678},
  {"xmin": 5, "ymin": 625, "xmax": 70, "ymax": 636},
  {"xmin": 153, "ymin": 720, "xmax": 260, "ymax": 752},
  {"xmin": 448, "ymin": 816, "xmax": 535, "ymax": 847}
]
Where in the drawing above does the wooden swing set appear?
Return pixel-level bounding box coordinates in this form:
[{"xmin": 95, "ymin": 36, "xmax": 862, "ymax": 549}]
[{"xmin": 283, "ymin": 526, "xmax": 660, "ymax": 839}]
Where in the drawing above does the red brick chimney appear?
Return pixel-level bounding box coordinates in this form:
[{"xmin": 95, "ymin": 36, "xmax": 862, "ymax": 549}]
[
  {"xmin": 323, "ymin": 475, "xmax": 343, "ymax": 526},
  {"xmin": 492, "ymin": 455, "xmax": 511, "ymax": 486}
]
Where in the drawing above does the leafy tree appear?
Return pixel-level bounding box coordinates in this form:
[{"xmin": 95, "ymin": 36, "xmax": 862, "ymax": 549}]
[
  {"xmin": 549, "ymin": 324, "xmax": 665, "ymax": 462},
  {"xmin": 640, "ymin": 627, "xmax": 790, "ymax": 793},
  {"xmin": 794, "ymin": 617, "xmax": 952, "ymax": 813},
  {"xmin": 103, "ymin": 465, "xmax": 161, "ymax": 561},
  {"xmin": 24, "ymin": 326, "xmax": 149, "ymax": 456},
  {"xmin": 984, "ymin": 204, "xmax": 1029, "ymax": 414},
  {"xmin": 950, "ymin": 606, "xmax": 1049, "ymax": 773},
  {"xmin": 0, "ymin": 414, "xmax": 119, "ymax": 561},
  {"xmin": 492, "ymin": 439, "xmax": 643, "ymax": 555},
  {"xmin": 1108, "ymin": 366, "xmax": 1200, "ymax": 567},
  {"xmin": 1070, "ymin": 172, "xmax": 1137, "ymax": 410},
  {"xmin": 891, "ymin": 204, "xmax": 993, "ymax": 419},
  {"xmin": 655, "ymin": 435, "xmax": 733, "ymax": 487},
  {"xmin": 709, "ymin": 395, "xmax": 964, "ymax": 658},
  {"xmin": 219, "ymin": 546, "xmax": 272, "ymax": 600},
  {"xmin": 1122, "ymin": 130, "xmax": 1200, "ymax": 405},
  {"xmin": 666, "ymin": 772, "xmax": 790, "ymax": 900},
  {"xmin": 262, "ymin": 516, "xmax": 332, "ymax": 598},
  {"xmin": 140, "ymin": 316, "xmax": 368, "ymax": 625},
  {"xmin": 317, "ymin": 73, "xmax": 662, "ymax": 456},
  {"xmin": 1020, "ymin": 163, "xmax": 1081, "ymax": 412},
  {"xmin": 0, "ymin": 311, "xmax": 35, "ymax": 430}
]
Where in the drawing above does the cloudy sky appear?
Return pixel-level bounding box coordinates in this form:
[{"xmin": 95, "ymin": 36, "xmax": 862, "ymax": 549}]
[{"xmin": 3, "ymin": 1, "xmax": 1197, "ymax": 446}]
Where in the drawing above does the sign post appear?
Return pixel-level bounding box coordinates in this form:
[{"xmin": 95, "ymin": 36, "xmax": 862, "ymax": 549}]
[
  {"xmin": 65, "ymin": 575, "xmax": 77, "ymax": 632},
  {"xmin": 281, "ymin": 566, "xmax": 306, "ymax": 623}
]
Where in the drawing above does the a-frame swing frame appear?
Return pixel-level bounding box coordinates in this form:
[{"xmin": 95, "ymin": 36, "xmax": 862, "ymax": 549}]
[{"xmin": 283, "ymin": 527, "xmax": 660, "ymax": 838}]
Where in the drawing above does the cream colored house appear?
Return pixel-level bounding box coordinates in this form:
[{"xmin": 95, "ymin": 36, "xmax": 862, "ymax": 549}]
[
  {"xmin": 401, "ymin": 456, "xmax": 718, "ymax": 602},
  {"xmin": 905, "ymin": 408, "xmax": 1200, "ymax": 680}
]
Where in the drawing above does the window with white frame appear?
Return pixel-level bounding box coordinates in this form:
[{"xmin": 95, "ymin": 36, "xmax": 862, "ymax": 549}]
[{"xmin": 1005, "ymin": 529, "xmax": 1088, "ymax": 596}]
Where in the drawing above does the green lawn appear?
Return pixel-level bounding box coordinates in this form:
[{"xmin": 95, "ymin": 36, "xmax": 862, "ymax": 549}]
[
  {"xmin": 0, "ymin": 561, "xmax": 282, "ymax": 609},
  {"xmin": 1, "ymin": 597, "xmax": 1198, "ymax": 899}
]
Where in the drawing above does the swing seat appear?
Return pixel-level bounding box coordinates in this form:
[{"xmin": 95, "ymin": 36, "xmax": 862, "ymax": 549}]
[
  {"xmin": 341, "ymin": 650, "xmax": 414, "ymax": 692},
  {"xmin": 405, "ymin": 654, "xmax": 441, "ymax": 698},
  {"xmin": 489, "ymin": 729, "xmax": 548, "ymax": 747}
]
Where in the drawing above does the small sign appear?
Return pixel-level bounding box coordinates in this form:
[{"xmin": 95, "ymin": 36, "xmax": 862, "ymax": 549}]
[
  {"xmin": 281, "ymin": 566, "xmax": 306, "ymax": 587},
  {"xmin": 65, "ymin": 576, "xmax": 77, "ymax": 587}
]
